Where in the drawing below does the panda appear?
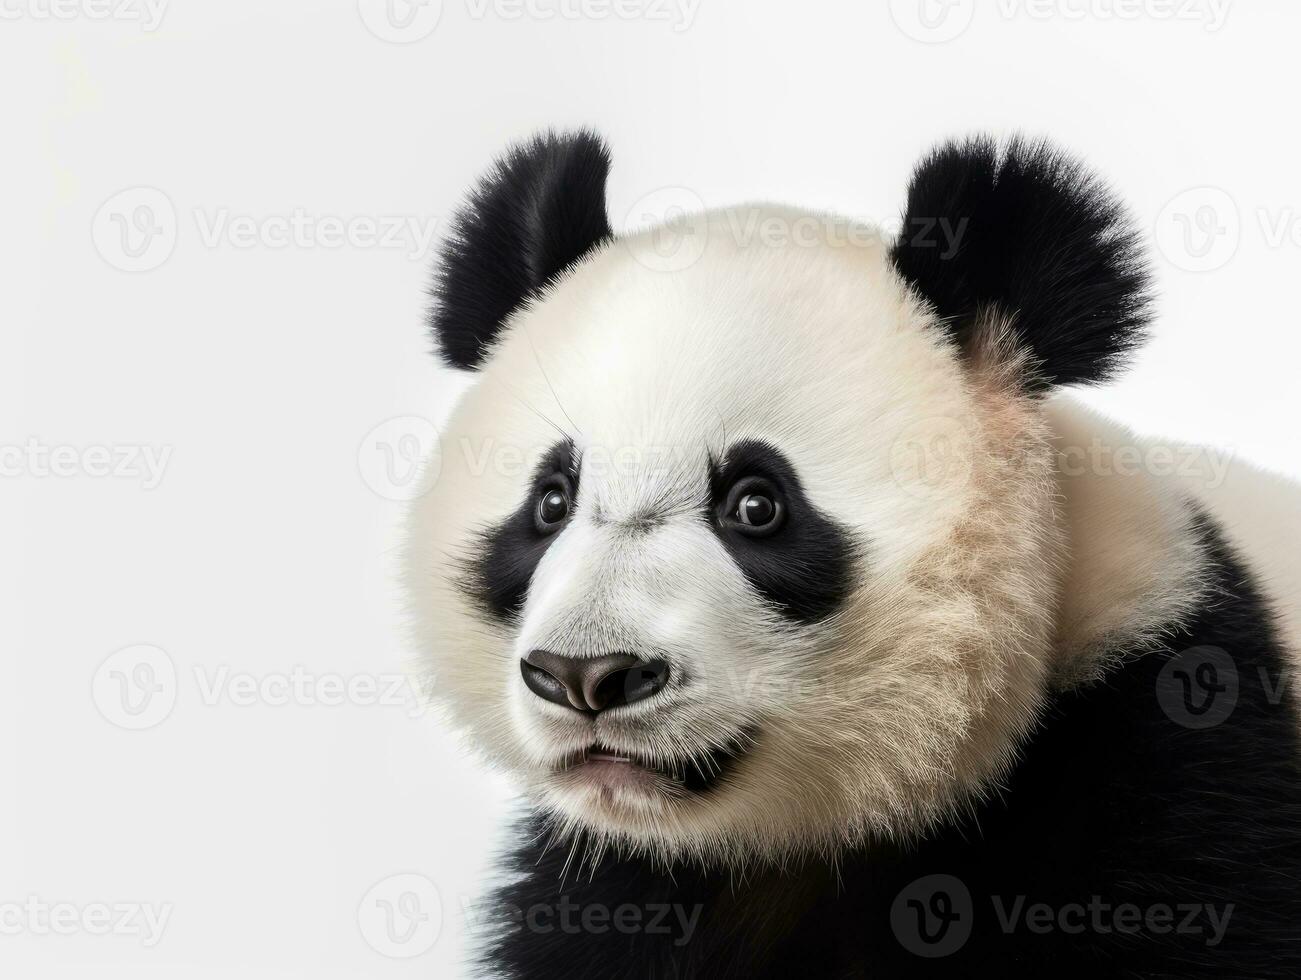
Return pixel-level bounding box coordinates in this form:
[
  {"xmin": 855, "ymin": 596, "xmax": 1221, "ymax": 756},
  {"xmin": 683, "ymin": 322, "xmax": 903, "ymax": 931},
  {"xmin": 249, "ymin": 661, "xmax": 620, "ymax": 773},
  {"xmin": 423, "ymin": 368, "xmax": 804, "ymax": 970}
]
[{"xmin": 403, "ymin": 131, "xmax": 1301, "ymax": 977}]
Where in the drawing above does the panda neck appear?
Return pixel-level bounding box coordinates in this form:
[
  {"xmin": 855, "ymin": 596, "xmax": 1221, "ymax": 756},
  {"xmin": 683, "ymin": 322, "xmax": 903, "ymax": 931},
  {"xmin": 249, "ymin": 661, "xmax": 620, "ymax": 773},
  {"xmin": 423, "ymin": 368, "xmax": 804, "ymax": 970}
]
[{"xmin": 1044, "ymin": 394, "xmax": 1212, "ymax": 689}]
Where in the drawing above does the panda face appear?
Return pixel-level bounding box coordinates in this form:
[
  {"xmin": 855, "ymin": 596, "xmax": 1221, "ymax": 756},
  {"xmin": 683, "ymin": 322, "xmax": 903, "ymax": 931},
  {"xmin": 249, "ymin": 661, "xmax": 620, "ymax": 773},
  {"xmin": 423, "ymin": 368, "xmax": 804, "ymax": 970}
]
[
  {"xmin": 407, "ymin": 205, "xmax": 1066, "ymax": 864},
  {"xmin": 406, "ymin": 132, "xmax": 1151, "ymax": 865}
]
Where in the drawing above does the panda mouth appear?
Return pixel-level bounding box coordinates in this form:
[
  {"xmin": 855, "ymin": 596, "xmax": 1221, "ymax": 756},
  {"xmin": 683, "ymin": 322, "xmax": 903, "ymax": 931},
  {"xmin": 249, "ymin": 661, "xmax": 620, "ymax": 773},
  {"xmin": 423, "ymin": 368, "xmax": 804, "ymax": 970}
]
[{"xmin": 556, "ymin": 730, "xmax": 755, "ymax": 794}]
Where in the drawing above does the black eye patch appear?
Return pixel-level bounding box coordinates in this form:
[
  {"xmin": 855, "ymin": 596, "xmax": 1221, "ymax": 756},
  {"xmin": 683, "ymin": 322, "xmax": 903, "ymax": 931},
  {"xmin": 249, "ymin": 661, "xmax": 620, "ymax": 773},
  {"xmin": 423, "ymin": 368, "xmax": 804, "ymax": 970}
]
[
  {"xmin": 708, "ymin": 440, "xmax": 855, "ymax": 624},
  {"xmin": 462, "ymin": 440, "xmax": 579, "ymax": 621}
]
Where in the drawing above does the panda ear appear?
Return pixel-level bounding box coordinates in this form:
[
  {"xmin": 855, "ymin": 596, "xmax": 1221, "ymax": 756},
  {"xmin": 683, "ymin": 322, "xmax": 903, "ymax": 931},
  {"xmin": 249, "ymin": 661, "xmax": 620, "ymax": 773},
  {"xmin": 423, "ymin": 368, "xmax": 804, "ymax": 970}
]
[
  {"xmin": 889, "ymin": 136, "xmax": 1152, "ymax": 392},
  {"xmin": 429, "ymin": 130, "xmax": 612, "ymax": 370}
]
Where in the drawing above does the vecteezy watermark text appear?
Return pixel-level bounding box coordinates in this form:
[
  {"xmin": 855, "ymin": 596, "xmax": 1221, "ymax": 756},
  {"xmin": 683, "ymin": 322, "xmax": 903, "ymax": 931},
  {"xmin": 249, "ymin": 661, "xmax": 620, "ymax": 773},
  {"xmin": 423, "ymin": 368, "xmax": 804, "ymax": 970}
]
[
  {"xmin": 1, "ymin": 439, "xmax": 172, "ymax": 490},
  {"xmin": 892, "ymin": 874, "xmax": 1235, "ymax": 957},
  {"xmin": 464, "ymin": 895, "xmax": 703, "ymax": 946},
  {"xmin": 94, "ymin": 187, "xmax": 444, "ymax": 273},
  {"xmin": 890, "ymin": 0, "xmax": 1231, "ymax": 43},
  {"xmin": 192, "ymin": 208, "xmax": 441, "ymax": 261},
  {"xmin": 93, "ymin": 645, "xmax": 434, "ymax": 731},
  {"xmin": 990, "ymin": 895, "xmax": 1233, "ymax": 947},
  {"xmin": 0, "ymin": 0, "xmax": 169, "ymax": 30},
  {"xmin": 0, "ymin": 896, "xmax": 173, "ymax": 947}
]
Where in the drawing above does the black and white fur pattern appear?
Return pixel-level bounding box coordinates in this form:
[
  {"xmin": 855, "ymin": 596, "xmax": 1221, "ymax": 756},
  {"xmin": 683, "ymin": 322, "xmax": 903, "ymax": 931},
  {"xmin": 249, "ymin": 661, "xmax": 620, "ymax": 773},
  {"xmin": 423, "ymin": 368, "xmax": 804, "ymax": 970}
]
[{"xmin": 404, "ymin": 132, "xmax": 1301, "ymax": 977}]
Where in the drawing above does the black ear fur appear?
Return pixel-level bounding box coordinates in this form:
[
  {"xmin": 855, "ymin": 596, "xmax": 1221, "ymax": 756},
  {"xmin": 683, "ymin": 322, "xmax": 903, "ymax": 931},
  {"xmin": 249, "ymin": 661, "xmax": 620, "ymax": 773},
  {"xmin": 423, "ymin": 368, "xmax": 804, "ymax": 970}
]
[
  {"xmin": 429, "ymin": 130, "xmax": 612, "ymax": 370},
  {"xmin": 889, "ymin": 135, "xmax": 1153, "ymax": 392}
]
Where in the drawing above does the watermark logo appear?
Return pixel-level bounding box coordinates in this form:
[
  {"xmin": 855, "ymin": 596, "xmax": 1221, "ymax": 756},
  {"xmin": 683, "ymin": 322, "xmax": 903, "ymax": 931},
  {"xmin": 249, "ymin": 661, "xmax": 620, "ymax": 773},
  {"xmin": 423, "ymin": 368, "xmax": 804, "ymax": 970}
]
[
  {"xmin": 1157, "ymin": 645, "xmax": 1239, "ymax": 729},
  {"xmin": 889, "ymin": 0, "xmax": 976, "ymax": 43},
  {"xmin": 889, "ymin": 416, "xmax": 976, "ymax": 500},
  {"xmin": 622, "ymin": 186, "xmax": 709, "ymax": 273},
  {"xmin": 1154, "ymin": 186, "xmax": 1240, "ymax": 272},
  {"xmin": 92, "ymin": 645, "xmax": 177, "ymax": 731},
  {"xmin": 92, "ymin": 187, "xmax": 177, "ymax": 273},
  {"xmin": 358, "ymin": 416, "xmax": 442, "ymax": 501},
  {"xmin": 357, "ymin": 0, "xmax": 443, "ymax": 42},
  {"xmin": 891, "ymin": 874, "xmax": 973, "ymax": 957},
  {"xmin": 358, "ymin": 873, "xmax": 442, "ymax": 958}
]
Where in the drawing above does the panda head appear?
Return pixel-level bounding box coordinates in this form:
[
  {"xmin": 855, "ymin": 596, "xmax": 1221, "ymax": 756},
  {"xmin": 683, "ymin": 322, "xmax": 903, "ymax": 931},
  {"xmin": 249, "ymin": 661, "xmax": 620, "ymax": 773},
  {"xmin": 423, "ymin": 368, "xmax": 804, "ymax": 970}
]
[{"xmin": 405, "ymin": 131, "xmax": 1152, "ymax": 866}]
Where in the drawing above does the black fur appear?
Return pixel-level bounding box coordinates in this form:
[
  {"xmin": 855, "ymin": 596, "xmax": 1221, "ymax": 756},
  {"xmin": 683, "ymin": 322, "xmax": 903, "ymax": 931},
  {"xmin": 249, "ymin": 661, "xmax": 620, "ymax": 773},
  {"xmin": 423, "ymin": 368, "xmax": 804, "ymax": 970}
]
[
  {"xmin": 465, "ymin": 440, "xmax": 579, "ymax": 620},
  {"xmin": 429, "ymin": 130, "xmax": 612, "ymax": 370},
  {"xmin": 474, "ymin": 518, "xmax": 1301, "ymax": 977},
  {"xmin": 890, "ymin": 136, "xmax": 1153, "ymax": 392},
  {"xmin": 708, "ymin": 440, "xmax": 855, "ymax": 623}
]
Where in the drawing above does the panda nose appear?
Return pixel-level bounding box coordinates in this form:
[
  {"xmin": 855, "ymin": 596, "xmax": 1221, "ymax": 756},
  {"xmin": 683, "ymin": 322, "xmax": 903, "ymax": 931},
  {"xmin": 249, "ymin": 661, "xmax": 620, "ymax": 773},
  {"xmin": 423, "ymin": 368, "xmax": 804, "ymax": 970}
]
[{"xmin": 520, "ymin": 650, "xmax": 670, "ymax": 713}]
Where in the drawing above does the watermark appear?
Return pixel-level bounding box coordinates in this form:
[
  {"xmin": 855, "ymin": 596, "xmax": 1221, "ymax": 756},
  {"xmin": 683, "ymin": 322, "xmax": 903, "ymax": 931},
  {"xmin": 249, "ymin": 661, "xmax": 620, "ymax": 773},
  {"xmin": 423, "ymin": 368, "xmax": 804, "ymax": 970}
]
[
  {"xmin": 193, "ymin": 665, "xmax": 429, "ymax": 714},
  {"xmin": 620, "ymin": 193, "xmax": 964, "ymax": 273},
  {"xmin": 997, "ymin": 0, "xmax": 1231, "ymax": 31},
  {"xmin": 94, "ymin": 190, "xmax": 444, "ymax": 272},
  {"xmin": 889, "ymin": 417, "xmax": 978, "ymax": 501},
  {"xmin": 1157, "ymin": 645, "xmax": 1238, "ymax": 729},
  {"xmin": 1057, "ymin": 438, "xmax": 1233, "ymax": 489},
  {"xmin": 889, "ymin": 0, "xmax": 976, "ymax": 43},
  {"xmin": 0, "ymin": 0, "xmax": 169, "ymax": 31},
  {"xmin": 463, "ymin": 895, "xmax": 702, "ymax": 946},
  {"xmin": 192, "ymin": 208, "xmax": 441, "ymax": 261},
  {"xmin": 358, "ymin": 0, "xmax": 443, "ymax": 41},
  {"xmin": 892, "ymin": 874, "xmax": 973, "ymax": 957},
  {"xmin": 1154, "ymin": 186, "xmax": 1240, "ymax": 272},
  {"xmin": 92, "ymin": 645, "xmax": 177, "ymax": 731},
  {"xmin": 451, "ymin": 437, "xmax": 698, "ymax": 483},
  {"xmin": 0, "ymin": 897, "xmax": 173, "ymax": 947},
  {"xmin": 892, "ymin": 874, "xmax": 1235, "ymax": 956},
  {"xmin": 93, "ymin": 645, "xmax": 433, "ymax": 730},
  {"xmin": 358, "ymin": 874, "xmax": 442, "ymax": 958},
  {"xmin": 409, "ymin": 426, "xmax": 1235, "ymax": 509},
  {"xmin": 622, "ymin": 186, "xmax": 710, "ymax": 273},
  {"xmin": 92, "ymin": 187, "xmax": 177, "ymax": 273},
  {"xmin": 889, "ymin": 0, "xmax": 1230, "ymax": 42},
  {"xmin": 1, "ymin": 439, "xmax": 172, "ymax": 490},
  {"xmin": 888, "ymin": 418, "xmax": 1237, "ymax": 500},
  {"xmin": 358, "ymin": 416, "xmax": 442, "ymax": 502},
  {"xmin": 618, "ymin": 195, "xmax": 951, "ymax": 274},
  {"xmin": 991, "ymin": 895, "xmax": 1233, "ymax": 947},
  {"xmin": 465, "ymin": 0, "xmax": 702, "ymax": 32},
  {"xmin": 1157, "ymin": 187, "xmax": 1301, "ymax": 272},
  {"xmin": 358, "ymin": 0, "xmax": 699, "ymax": 41},
  {"xmin": 1157, "ymin": 646, "xmax": 1296, "ymax": 729}
]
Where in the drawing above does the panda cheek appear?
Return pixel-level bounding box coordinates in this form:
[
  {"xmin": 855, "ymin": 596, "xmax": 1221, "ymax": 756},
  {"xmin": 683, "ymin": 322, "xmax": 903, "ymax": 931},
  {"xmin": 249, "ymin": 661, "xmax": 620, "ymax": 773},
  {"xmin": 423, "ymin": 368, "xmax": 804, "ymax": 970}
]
[{"xmin": 723, "ymin": 531, "xmax": 855, "ymax": 625}]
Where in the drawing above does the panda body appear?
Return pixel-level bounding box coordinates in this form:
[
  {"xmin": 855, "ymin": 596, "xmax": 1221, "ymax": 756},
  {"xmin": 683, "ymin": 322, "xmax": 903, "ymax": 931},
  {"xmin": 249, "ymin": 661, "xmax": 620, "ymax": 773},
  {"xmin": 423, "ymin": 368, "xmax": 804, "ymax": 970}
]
[{"xmin": 405, "ymin": 132, "xmax": 1301, "ymax": 977}]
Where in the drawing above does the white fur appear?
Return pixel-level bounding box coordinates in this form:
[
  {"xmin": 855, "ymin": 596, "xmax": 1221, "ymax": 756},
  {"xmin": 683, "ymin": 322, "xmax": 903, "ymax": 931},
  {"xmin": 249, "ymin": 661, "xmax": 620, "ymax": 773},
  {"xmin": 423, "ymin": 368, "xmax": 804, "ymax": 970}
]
[{"xmin": 1044, "ymin": 398, "xmax": 1213, "ymax": 686}]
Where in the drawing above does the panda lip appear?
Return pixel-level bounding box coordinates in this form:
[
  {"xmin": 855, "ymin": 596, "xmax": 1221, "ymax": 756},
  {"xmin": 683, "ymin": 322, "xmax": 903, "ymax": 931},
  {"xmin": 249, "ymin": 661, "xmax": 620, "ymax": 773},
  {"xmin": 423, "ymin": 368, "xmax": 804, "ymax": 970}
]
[
  {"xmin": 559, "ymin": 729, "xmax": 757, "ymax": 794},
  {"xmin": 586, "ymin": 748, "xmax": 635, "ymax": 763}
]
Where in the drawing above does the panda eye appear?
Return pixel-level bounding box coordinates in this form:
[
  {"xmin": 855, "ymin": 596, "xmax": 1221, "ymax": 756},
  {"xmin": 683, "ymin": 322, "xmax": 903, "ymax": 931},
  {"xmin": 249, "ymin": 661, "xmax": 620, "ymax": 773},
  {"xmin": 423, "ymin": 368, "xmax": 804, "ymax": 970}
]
[
  {"xmin": 725, "ymin": 479, "xmax": 785, "ymax": 536},
  {"xmin": 736, "ymin": 493, "xmax": 777, "ymax": 527},
  {"xmin": 534, "ymin": 485, "xmax": 571, "ymax": 533}
]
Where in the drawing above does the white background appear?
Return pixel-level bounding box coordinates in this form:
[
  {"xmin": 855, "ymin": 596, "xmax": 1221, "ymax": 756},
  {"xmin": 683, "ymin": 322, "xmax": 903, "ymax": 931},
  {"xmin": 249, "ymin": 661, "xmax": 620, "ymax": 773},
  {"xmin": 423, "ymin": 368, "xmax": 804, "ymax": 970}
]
[{"xmin": 5, "ymin": 1, "xmax": 1301, "ymax": 976}]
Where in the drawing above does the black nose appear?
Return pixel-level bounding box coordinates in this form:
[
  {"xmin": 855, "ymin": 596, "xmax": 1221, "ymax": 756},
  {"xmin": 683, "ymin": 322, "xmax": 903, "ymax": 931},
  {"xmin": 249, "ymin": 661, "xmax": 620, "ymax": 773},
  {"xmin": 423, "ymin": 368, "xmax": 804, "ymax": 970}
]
[{"xmin": 520, "ymin": 650, "xmax": 670, "ymax": 713}]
